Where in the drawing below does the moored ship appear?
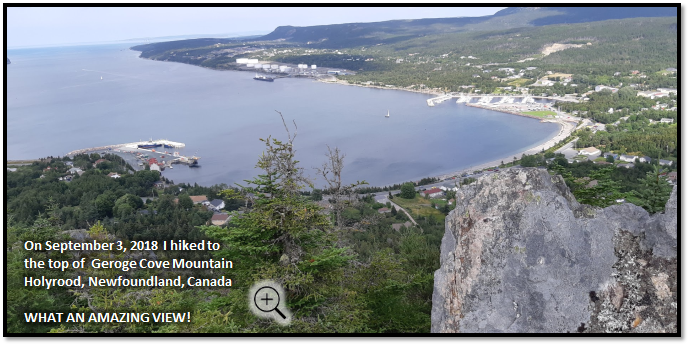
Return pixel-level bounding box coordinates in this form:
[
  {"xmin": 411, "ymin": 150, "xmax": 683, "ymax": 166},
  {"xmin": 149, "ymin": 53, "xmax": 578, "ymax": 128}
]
[
  {"xmin": 138, "ymin": 143, "xmax": 162, "ymax": 149},
  {"xmin": 253, "ymin": 73, "xmax": 274, "ymax": 82}
]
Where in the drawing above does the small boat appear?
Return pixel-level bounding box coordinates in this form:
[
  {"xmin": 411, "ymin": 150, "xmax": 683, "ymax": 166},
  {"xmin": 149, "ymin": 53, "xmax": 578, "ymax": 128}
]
[
  {"xmin": 385, "ymin": 110, "xmax": 390, "ymax": 118},
  {"xmin": 100, "ymin": 76, "xmax": 103, "ymax": 80}
]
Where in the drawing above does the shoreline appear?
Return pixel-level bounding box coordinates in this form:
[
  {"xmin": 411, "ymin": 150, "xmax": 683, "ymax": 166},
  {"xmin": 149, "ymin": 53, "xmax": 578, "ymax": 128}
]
[
  {"xmin": 435, "ymin": 116, "xmax": 576, "ymax": 180},
  {"xmin": 128, "ymin": 53, "xmax": 574, "ymax": 186},
  {"xmin": 316, "ymin": 78, "xmax": 445, "ymax": 97}
]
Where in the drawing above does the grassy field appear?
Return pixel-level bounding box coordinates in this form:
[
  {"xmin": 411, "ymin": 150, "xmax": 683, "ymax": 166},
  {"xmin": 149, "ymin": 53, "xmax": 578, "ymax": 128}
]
[
  {"xmin": 508, "ymin": 78, "xmax": 531, "ymax": 87},
  {"xmin": 522, "ymin": 110, "xmax": 556, "ymax": 118},
  {"xmin": 392, "ymin": 195, "xmax": 446, "ymax": 223}
]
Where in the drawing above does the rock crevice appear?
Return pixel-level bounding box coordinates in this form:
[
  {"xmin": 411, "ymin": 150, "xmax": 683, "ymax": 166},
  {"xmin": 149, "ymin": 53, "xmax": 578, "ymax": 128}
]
[{"xmin": 431, "ymin": 168, "xmax": 677, "ymax": 333}]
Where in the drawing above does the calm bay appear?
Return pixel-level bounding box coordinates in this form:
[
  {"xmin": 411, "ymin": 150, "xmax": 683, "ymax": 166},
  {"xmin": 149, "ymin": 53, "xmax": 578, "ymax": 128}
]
[{"xmin": 7, "ymin": 43, "xmax": 559, "ymax": 187}]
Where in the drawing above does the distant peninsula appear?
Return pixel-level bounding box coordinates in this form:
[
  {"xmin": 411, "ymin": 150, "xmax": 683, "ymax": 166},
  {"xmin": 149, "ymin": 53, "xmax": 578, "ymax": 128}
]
[{"xmin": 6, "ymin": 58, "xmax": 10, "ymax": 64}]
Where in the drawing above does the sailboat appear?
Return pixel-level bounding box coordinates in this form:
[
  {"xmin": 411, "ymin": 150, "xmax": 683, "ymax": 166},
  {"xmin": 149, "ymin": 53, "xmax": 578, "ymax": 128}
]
[
  {"xmin": 100, "ymin": 76, "xmax": 103, "ymax": 80},
  {"xmin": 385, "ymin": 110, "xmax": 390, "ymax": 118}
]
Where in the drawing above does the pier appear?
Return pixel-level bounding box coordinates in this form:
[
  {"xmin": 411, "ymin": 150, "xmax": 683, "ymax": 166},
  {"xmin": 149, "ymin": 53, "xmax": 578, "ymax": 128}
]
[
  {"xmin": 67, "ymin": 139, "xmax": 185, "ymax": 156},
  {"xmin": 66, "ymin": 139, "xmax": 196, "ymax": 171},
  {"xmin": 426, "ymin": 94, "xmax": 453, "ymax": 106}
]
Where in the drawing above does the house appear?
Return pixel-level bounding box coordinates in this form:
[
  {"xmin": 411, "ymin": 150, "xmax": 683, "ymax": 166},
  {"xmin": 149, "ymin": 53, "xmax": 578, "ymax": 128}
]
[
  {"xmin": 7, "ymin": 167, "xmax": 17, "ymax": 172},
  {"xmin": 68, "ymin": 167, "xmax": 84, "ymax": 176},
  {"xmin": 639, "ymin": 156, "xmax": 652, "ymax": 163},
  {"xmin": 421, "ymin": 188, "xmax": 444, "ymax": 198},
  {"xmin": 659, "ymin": 159, "xmax": 673, "ymax": 166},
  {"xmin": 630, "ymin": 70, "xmax": 640, "ymax": 75},
  {"xmin": 619, "ymin": 155, "xmax": 638, "ymax": 163},
  {"xmin": 578, "ymin": 147, "xmax": 601, "ymax": 156},
  {"xmin": 592, "ymin": 124, "xmax": 607, "ymax": 133},
  {"xmin": 153, "ymin": 180, "xmax": 166, "ymax": 189},
  {"xmin": 660, "ymin": 118, "xmax": 674, "ymax": 123},
  {"xmin": 107, "ymin": 172, "xmax": 121, "ymax": 179},
  {"xmin": 377, "ymin": 207, "xmax": 391, "ymax": 214},
  {"xmin": 595, "ymin": 85, "xmax": 619, "ymax": 93},
  {"xmin": 603, "ymin": 152, "xmax": 619, "ymax": 160},
  {"xmin": 65, "ymin": 161, "xmax": 74, "ymax": 166},
  {"xmin": 211, "ymin": 213, "xmax": 231, "ymax": 226},
  {"xmin": 150, "ymin": 163, "xmax": 161, "ymax": 172},
  {"xmin": 190, "ymin": 195, "xmax": 208, "ymax": 204},
  {"xmin": 472, "ymin": 74, "xmax": 481, "ymax": 78},
  {"xmin": 666, "ymin": 172, "xmax": 677, "ymax": 184},
  {"xmin": 93, "ymin": 159, "xmax": 108, "ymax": 167},
  {"xmin": 209, "ymin": 199, "xmax": 225, "ymax": 210},
  {"xmin": 617, "ymin": 163, "xmax": 635, "ymax": 169},
  {"xmin": 614, "ymin": 72, "xmax": 621, "ymax": 76},
  {"xmin": 59, "ymin": 175, "xmax": 74, "ymax": 182}
]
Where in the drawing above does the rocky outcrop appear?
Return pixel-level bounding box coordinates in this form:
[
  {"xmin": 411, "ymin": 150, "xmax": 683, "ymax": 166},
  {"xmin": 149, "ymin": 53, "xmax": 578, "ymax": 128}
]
[
  {"xmin": 432, "ymin": 168, "xmax": 677, "ymax": 333},
  {"xmin": 7, "ymin": 58, "xmax": 10, "ymax": 64}
]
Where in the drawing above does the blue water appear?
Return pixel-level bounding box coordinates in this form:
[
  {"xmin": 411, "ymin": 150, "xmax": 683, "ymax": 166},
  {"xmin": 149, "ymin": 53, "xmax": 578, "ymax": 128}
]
[{"xmin": 7, "ymin": 44, "xmax": 559, "ymax": 187}]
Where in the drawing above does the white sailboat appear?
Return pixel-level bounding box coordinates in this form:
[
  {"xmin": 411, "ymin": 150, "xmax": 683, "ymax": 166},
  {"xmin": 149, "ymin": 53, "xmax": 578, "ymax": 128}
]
[
  {"xmin": 385, "ymin": 110, "xmax": 390, "ymax": 118},
  {"xmin": 100, "ymin": 76, "xmax": 103, "ymax": 80}
]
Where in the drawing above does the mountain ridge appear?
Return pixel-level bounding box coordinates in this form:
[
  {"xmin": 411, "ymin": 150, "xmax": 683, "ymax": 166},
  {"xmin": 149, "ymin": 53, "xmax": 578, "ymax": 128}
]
[{"xmin": 254, "ymin": 7, "xmax": 676, "ymax": 48}]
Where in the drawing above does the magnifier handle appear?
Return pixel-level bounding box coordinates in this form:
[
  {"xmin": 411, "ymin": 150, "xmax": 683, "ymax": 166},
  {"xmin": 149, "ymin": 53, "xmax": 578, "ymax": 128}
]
[{"xmin": 275, "ymin": 308, "xmax": 287, "ymax": 319}]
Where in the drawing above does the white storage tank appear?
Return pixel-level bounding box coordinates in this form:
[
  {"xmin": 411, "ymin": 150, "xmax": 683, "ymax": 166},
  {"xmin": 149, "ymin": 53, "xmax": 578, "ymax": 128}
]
[
  {"xmin": 254, "ymin": 65, "xmax": 262, "ymax": 69},
  {"xmin": 311, "ymin": 65, "xmax": 317, "ymax": 69},
  {"xmin": 248, "ymin": 59, "xmax": 259, "ymax": 64},
  {"xmin": 262, "ymin": 64, "xmax": 271, "ymax": 69},
  {"xmin": 271, "ymin": 64, "xmax": 279, "ymax": 69},
  {"xmin": 236, "ymin": 58, "xmax": 249, "ymax": 64},
  {"xmin": 246, "ymin": 63, "xmax": 254, "ymax": 67},
  {"xmin": 279, "ymin": 66, "xmax": 288, "ymax": 72}
]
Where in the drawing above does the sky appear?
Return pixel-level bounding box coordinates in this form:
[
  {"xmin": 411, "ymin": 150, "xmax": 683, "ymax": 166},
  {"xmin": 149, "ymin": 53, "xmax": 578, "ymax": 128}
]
[{"xmin": 6, "ymin": 6, "xmax": 505, "ymax": 48}]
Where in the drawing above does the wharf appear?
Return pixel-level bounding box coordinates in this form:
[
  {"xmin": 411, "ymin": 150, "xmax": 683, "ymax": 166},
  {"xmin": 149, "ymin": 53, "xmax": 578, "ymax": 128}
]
[{"xmin": 66, "ymin": 139, "xmax": 196, "ymax": 171}]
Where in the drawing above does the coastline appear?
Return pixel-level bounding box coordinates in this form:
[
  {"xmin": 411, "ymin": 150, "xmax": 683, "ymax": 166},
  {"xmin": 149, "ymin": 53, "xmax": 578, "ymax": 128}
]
[
  {"xmin": 436, "ymin": 116, "xmax": 576, "ymax": 180},
  {"xmin": 131, "ymin": 53, "xmax": 575, "ymax": 186},
  {"xmin": 317, "ymin": 78, "xmax": 445, "ymax": 97}
]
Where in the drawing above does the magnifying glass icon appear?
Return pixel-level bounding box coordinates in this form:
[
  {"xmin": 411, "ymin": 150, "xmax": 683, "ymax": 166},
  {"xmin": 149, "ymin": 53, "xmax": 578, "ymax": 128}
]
[{"xmin": 253, "ymin": 286, "xmax": 287, "ymax": 319}]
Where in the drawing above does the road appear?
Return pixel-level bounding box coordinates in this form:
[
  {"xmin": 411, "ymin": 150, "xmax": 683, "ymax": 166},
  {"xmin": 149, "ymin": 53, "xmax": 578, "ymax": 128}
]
[{"xmin": 555, "ymin": 137, "xmax": 579, "ymax": 154}]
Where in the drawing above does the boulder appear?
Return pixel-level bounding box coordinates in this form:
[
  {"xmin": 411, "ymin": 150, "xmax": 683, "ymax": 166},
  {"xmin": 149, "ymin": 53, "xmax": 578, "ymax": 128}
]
[{"xmin": 432, "ymin": 168, "xmax": 676, "ymax": 333}]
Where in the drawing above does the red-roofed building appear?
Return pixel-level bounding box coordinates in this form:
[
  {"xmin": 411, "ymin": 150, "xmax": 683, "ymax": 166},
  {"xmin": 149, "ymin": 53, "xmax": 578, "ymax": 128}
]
[
  {"xmin": 190, "ymin": 195, "xmax": 208, "ymax": 204},
  {"xmin": 421, "ymin": 188, "xmax": 444, "ymax": 198},
  {"xmin": 93, "ymin": 159, "xmax": 108, "ymax": 167},
  {"xmin": 211, "ymin": 213, "xmax": 231, "ymax": 226}
]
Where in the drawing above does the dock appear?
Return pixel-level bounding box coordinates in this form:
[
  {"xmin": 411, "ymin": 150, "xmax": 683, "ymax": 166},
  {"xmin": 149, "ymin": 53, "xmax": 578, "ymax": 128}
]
[
  {"xmin": 426, "ymin": 94, "xmax": 453, "ymax": 107},
  {"xmin": 66, "ymin": 139, "xmax": 197, "ymax": 171},
  {"xmin": 67, "ymin": 139, "xmax": 185, "ymax": 156}
]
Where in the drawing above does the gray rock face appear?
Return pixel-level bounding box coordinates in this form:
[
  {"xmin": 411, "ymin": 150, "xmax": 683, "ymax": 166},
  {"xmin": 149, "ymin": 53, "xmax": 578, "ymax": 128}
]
[{"xmin": 432, "ymin": 168, "xmax": 677, "ymax": 333}]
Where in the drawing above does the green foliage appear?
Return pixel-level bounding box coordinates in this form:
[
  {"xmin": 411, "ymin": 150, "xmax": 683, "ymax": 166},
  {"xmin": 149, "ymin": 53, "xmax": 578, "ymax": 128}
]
[
  {"xmin": 635, "ymin": 165, "xmax": 673, "ymax": 213},
  {"xmin": 400, "ymin": 183, "xmax": 416, "ymax": 199},
  {"xmin": 178, "ymin": 193, "xmax": 194, "ymax": 210}
]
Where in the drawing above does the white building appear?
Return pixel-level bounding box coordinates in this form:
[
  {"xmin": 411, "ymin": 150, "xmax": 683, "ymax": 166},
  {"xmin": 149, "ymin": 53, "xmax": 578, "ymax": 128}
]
[
  {"xmin": 619, "ymin": 155, "xmax": 638, "ymax": 163},
  {"xmin": 578, "ymin": 147, "xmax": 601, "ymax": 156}
]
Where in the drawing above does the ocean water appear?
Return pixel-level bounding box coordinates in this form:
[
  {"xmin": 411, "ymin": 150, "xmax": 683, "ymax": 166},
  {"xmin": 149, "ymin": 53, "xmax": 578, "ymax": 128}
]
[{"xmin": 6, "ymin": 43, "xmax": 559, "ymax": 187}]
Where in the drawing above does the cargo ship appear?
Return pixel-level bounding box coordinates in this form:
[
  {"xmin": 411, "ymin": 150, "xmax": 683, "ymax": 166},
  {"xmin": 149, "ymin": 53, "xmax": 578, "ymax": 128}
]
[
  {"xmin": 253, "ymin": 73, "xmax": 274, "ymax": 82},
  {"xmin": 138, "ymin": 143, "xmax": 162, "ymax": 149}
]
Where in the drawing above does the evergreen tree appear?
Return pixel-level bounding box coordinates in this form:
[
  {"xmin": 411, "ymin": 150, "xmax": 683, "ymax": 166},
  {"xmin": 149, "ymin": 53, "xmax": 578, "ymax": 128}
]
[{"xmin": 635, "ymin": 165, "xmax": 673, "ymax": 213}]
